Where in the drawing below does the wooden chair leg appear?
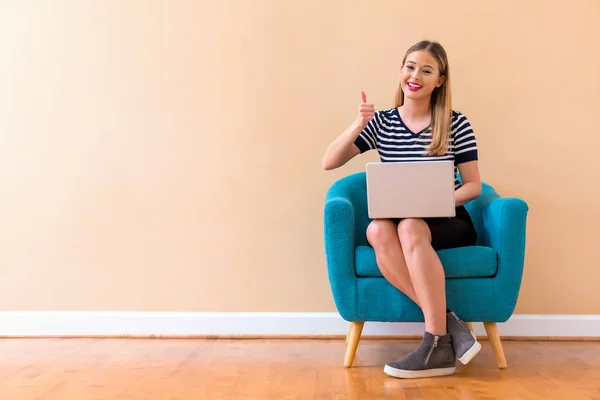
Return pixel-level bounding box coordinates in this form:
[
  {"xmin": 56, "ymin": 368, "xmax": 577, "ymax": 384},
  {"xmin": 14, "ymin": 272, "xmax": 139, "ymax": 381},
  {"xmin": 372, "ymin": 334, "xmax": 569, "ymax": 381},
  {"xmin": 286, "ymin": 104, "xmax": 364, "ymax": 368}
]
[
  {"xmin": 344, "ymin": 322, "xmax": 364, "ymax": 367},
  {"xmin": 345, "ymin": 323, "xmax": 351, "ymax": 343},
  {"xmin": 464, "ymin": 322, "xmax": 477, "ymax": 339},
  {"xmin": 484, "ymin": 322, "xmax": 507, "ymax": 369}
]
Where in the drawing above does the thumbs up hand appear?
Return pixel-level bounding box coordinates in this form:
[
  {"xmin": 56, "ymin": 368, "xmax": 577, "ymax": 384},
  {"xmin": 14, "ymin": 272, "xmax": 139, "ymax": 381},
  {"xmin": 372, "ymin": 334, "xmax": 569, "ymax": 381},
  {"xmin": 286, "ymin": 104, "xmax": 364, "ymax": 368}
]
[{"xmin": 357, "ymin": 90, "xmax": 375, "ymax": 129}]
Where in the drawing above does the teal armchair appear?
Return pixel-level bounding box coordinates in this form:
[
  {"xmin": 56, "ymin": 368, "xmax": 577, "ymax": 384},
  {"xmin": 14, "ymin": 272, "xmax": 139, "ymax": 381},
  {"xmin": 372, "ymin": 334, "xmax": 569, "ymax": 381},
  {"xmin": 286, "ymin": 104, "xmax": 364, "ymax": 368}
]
[{"xmin": 323, "ymin": 172, "xmax": 529, "ymax": 368}]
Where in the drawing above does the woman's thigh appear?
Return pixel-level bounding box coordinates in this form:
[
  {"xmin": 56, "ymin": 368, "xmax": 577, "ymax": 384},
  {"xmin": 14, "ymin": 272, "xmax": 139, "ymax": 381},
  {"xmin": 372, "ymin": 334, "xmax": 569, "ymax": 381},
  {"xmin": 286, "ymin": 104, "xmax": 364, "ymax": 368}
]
[{"xmin": 366, "ymin": 219, "xmax": 399, "ymax": 247}]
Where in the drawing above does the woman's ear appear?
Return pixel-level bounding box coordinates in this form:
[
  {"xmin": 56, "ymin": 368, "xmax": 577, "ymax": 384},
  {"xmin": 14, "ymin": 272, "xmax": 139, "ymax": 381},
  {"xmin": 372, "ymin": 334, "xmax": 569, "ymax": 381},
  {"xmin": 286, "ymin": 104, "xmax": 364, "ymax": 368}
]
[{"xmin": 436, "ymin": 75, "xmax": 446, "ymax": 87}]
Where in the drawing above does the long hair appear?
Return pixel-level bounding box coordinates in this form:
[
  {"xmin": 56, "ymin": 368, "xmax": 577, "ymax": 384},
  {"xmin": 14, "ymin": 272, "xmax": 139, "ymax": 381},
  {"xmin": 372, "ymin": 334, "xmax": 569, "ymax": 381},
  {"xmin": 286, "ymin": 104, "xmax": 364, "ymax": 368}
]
[{"xmin": 395, "ymin": 41, "xmax": 451, "ymax": 156}]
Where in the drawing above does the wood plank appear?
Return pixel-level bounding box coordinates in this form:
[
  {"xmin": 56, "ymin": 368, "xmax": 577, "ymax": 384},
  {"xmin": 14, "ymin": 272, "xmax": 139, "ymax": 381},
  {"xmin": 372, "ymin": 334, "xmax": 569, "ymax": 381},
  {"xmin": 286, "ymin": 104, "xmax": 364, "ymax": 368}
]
[{"xmin": 0, "ymin": 338, "xmax": 598, "ymax": 399}]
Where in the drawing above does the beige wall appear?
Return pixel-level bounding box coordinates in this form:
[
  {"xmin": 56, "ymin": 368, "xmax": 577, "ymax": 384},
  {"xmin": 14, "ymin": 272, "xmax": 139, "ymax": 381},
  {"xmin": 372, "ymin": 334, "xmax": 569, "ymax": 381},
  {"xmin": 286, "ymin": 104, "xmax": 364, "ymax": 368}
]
[{"xmin": 0, "ymin": 1, "xmax": 598, "ymax": 314}]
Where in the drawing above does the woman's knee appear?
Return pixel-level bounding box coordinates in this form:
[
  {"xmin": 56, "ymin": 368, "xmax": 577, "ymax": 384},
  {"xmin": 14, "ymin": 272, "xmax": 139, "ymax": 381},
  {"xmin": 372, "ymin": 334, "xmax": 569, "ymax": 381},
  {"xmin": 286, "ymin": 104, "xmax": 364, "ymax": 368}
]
[
  {"xmin": 397, "ymin": 218, "xmax": 431, "ymax": 251},
  {"xmin": 366, "ymin": 219, "xmax": 398, "ymax": 248}
]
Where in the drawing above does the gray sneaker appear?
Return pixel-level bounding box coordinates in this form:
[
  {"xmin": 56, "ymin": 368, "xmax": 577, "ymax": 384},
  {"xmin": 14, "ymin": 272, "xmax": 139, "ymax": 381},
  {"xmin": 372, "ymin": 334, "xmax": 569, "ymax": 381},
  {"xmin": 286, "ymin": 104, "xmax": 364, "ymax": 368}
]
[
  {"xmin": 383, "ymin": 332, "xmax": 456, "ymax": 379},
  {"xmin": 446, "ymin": 309, "xmax": 481, "ymax": 365}
]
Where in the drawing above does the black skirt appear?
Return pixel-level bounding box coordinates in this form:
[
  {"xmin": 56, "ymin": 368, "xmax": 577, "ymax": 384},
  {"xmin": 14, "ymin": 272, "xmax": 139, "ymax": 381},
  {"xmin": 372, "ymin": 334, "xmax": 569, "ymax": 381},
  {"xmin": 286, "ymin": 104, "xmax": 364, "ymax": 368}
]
[{"xmin": 393, "ymin": 206, "xmax": 477, "ymax": 250}]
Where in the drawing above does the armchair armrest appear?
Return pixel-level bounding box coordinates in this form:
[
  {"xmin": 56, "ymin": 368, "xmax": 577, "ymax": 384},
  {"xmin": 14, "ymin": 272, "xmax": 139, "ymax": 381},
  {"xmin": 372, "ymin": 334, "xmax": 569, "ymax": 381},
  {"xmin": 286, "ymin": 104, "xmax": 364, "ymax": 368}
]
[
  {"xmin": 323, "ymin": 177, "xmax": 364, "ymax": 321},
  {"xmin": 475, "ymin": 190, "xmax": 529, "ymax": 320}
]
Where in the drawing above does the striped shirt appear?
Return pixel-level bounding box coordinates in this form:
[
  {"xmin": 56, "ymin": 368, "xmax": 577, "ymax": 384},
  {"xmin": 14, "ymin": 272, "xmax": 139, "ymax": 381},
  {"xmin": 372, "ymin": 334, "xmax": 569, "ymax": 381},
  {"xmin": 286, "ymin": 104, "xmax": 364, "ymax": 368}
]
[{"xmin": 354, "ymin": 107, "xmax": 478, "ymax": 190}]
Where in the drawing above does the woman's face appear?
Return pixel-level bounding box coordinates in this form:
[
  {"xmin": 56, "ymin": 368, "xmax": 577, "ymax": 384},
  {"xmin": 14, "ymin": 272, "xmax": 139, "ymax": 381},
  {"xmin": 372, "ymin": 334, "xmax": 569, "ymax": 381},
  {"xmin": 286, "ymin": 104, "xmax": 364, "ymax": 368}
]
[{"xmin": 399, "ymin": 50, "xmax": 445, "ymax": 101}]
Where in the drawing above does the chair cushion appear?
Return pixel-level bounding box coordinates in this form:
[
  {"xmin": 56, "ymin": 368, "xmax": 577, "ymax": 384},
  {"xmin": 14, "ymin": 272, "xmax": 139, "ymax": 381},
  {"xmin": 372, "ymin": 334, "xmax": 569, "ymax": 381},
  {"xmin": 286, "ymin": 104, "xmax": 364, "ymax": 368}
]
[{"xmin": 355, "ymin": 245, "xmax": 497, "ymax": 279}]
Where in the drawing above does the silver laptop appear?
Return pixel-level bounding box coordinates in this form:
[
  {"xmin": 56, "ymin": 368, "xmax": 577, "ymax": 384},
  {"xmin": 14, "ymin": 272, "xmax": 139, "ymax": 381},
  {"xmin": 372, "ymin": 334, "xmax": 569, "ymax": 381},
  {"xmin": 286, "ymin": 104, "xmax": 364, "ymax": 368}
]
[{"xmin": 366, "ymin": 161, "xmax": 456, "ymax": 219}]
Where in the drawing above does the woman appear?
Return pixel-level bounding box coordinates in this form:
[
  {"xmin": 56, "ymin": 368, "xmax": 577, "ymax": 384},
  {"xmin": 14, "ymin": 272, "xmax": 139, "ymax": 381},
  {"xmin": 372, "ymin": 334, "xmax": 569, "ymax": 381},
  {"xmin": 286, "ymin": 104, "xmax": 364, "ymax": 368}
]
[{"xmin": 322, "ymin": 40, "xmax": 482, "ymax": 379}]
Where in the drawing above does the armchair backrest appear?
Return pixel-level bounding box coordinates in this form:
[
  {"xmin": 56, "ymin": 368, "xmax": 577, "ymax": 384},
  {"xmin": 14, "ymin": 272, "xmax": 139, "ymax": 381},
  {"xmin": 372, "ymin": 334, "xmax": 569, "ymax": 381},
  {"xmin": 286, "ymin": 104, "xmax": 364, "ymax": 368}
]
[{"xmin": 463, "ymin": 182, "xmax": 502, "ymax": 246}]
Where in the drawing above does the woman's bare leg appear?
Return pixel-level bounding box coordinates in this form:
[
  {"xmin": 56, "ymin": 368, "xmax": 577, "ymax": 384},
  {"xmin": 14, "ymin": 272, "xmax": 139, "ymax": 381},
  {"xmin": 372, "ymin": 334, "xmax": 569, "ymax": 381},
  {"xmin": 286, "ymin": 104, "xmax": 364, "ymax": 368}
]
[
  {"xmin": 366, "ymin": 219, "xmax": 420, "ymax": 306},
  {"xmin": 397, "ymin": 218, "xmax": 446, "ymax": 336}
]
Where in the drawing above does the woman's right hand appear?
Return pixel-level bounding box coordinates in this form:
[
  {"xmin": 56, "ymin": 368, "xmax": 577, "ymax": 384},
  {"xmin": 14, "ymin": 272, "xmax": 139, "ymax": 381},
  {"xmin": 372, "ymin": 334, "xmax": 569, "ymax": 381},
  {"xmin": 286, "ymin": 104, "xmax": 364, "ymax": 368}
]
[{"xmin": 357, "ymin": 90, "xmax": 375, "ymax": 129}]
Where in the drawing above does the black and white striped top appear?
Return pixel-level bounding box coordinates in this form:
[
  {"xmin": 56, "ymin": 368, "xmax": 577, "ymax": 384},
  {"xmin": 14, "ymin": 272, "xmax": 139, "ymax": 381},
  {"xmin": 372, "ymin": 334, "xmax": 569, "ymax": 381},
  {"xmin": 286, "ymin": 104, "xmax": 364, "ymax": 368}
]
[{"xmin": 354, "ymin": 108, "xmax": 478, "ymax": 190}]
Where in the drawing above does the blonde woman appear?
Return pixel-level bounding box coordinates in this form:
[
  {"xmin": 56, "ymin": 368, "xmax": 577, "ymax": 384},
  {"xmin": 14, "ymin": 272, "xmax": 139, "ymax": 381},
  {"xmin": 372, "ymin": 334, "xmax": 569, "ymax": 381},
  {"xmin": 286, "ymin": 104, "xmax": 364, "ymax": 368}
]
[{"xmin": 322, "ymin": 40, "xmax": 482, "ymax": 379}]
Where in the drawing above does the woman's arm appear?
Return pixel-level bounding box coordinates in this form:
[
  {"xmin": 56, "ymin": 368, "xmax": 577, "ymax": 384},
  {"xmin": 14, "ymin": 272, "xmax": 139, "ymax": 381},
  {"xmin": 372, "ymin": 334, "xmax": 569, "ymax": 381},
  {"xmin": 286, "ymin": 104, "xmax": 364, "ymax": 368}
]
[
  {"xmin": 455, "ymin": 160, "xmax": 482, "ymax": 206},
  {"xmin": 321, "ymin": 121, "xmax": 363, "ymax": 170},
  {"xmin": 322, "ymin": 91, "xmax": 375, "ymax": 170}
]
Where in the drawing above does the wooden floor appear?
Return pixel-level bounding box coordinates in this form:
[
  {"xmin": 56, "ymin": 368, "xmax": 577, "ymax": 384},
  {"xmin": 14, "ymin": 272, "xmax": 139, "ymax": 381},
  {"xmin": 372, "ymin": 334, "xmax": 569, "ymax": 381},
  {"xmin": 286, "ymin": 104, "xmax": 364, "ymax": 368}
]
[{"xmin": 0, "ymin": 338, "xmax": 599, "ymax": 399}]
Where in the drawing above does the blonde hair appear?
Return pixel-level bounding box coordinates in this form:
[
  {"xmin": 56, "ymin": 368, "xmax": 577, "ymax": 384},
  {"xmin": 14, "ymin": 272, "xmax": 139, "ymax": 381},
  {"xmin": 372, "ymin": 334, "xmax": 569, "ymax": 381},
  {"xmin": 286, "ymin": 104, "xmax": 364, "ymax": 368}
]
[{"xmin": 395, "ymin": 41, "xmax": 451, "ymax": 156}]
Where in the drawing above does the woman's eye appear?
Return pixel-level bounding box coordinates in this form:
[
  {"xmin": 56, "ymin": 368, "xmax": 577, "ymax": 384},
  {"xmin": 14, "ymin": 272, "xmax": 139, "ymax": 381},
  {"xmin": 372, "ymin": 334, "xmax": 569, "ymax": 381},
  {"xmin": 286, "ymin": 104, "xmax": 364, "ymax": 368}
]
[
  {"xmin": 424, "ymin": 70, "xmax": 432, "ymax": 74},
  {"xmin": 406, "ymin": 65, "xmax": 414, "ymax": 70}
]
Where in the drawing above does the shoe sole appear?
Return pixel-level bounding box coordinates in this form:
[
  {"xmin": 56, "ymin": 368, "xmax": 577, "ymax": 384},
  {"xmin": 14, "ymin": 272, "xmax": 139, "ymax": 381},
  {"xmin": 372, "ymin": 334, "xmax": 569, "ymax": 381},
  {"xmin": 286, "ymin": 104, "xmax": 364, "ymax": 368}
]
[
  {"xmin": 458, "ymin": 340, "xmax": 481, "ymax": 365},
  {"xmin": 383, "ymin": 365, "xmax": 456, "ymax": 379}
]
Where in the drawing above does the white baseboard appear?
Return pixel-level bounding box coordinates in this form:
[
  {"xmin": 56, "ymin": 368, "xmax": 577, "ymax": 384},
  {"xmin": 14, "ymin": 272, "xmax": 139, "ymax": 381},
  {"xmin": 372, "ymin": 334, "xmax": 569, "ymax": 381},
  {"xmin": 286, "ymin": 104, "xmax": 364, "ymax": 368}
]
[{"xmin": 0, "ymin": 312, "xmax": 598, "ymax": 338}]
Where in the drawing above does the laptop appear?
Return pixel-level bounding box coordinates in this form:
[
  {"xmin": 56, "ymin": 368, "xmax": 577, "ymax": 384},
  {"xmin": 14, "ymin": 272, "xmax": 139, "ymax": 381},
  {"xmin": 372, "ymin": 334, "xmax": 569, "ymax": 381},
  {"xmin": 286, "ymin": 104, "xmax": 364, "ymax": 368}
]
[{"xmin": 365, "ymin": 160, "xmax": 456, "ymax": 219}]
